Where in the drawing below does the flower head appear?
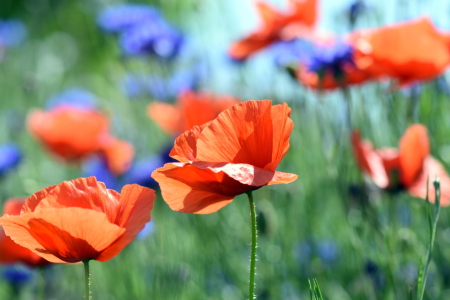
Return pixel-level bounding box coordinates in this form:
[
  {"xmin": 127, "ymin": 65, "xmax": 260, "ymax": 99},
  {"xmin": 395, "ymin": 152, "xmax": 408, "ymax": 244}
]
[
  {"xmin": 152, "ymin": 100, "xmax": 298, "ymax": 214},
  {"xmin": 352, "ymin": 125, "xmax": 450, "ymax": 205},
  {"xmin": 306, "ymin": 41, "xmax": 355, "ymax": 79},
  {"xmin": 0, "ymin": 199, "xmax": 50, "ymax": 267},
  {"xmin": 148, "ymin": 90, "xmax": 240, "ymax": 136},
  {"xmin": 228, "ymin": 0, "xmax": 318, "ymax": 61},
  {"xmin": 0, "ymin": 143, "xmax": 21, "ymax": 177},
  {"xmin": 0, "ymin": 177, "xmax": 156, "ymax": 263},
  {"xmin": 0, "ymin": 19, "xmax": 27, "ymax": 47}
]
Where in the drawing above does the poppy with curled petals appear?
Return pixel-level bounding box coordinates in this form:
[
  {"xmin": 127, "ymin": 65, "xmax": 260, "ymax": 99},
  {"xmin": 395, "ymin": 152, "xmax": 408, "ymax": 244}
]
[
  {"xmin": 228, "ymin": 0, "xmax": 318, "ymax": 61},
  {"xmin": 0, "ymin": 177, "xmax": 155, "ymax": 263},
  {"xmin": 0, "ymin": 199, "xmax": 50, "ymax": 267},
  {"xmin": 27, "ymin": 106, "xmax": 134, "ymax": 175},
  {"xmin": 152, "ymin": 100, "xmax": 298, "ymax": 214},
  {"xmin": 147, "ymin": 90, "xmax": 240, "ymax": 135},
  {"xmin": 352, "ymin": 125, "xmax": 450, "ymax": 205}
]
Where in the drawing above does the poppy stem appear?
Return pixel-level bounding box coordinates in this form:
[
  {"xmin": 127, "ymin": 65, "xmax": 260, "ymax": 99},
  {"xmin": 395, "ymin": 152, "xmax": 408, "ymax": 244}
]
[
  {"xmin": 83, "ymin": 260, "xmax": 92, "ymax": 300},
  {"xmin": 246, "ymin": 190, "xmax": 257, "ymax": 299},
  {"xmin": 417, "ymin": 178, "xmax": 441, "ymax": 300}
]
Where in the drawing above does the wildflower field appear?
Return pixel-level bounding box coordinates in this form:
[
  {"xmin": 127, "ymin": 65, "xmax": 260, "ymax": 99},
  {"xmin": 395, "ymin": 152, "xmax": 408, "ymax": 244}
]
[{"xmin": 2, "ymin": 0, "xmax": 450, "ymax": 299}]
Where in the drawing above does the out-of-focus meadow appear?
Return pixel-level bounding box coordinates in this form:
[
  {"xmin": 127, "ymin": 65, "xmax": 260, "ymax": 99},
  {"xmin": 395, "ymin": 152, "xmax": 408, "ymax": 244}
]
[{"xmin": 3, "ymin": 0, "xmax": 450, "ymax": 299}]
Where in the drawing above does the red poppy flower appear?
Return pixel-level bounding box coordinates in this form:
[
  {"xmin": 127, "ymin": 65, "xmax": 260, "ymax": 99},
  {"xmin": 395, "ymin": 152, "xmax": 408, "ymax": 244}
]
[
  {"xmin": 28, "ymin": 106, "xmax": 134, "ymax": 175},
  {"xmin": 228, "ymin": 0, "xmax": 318, "ymax": 61},
  {"xmin": 0, "ymin": 177, "xmax": 155, "ymax": 263},
  {"xmin": 351, "ymin": 17, "xmax": 450, "ymax": 86},
  {"xmin": 147, "ymin": 90, "xmax": 240, "ymax": 135},
  {"xmin": 0, "ymin": 199, "xmax": 50, "ymax": 267},
  {"xmin": 352, "ymin": 125, "xmax": 450, "ymax": 205},
  {"xmin": 152, "ymin": 100, "xmax": 298, "ymax": 214}
]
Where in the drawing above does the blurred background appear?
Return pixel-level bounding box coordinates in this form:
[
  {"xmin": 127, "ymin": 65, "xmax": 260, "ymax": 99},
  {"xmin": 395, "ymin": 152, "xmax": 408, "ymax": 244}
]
[{"xmin": 2, "ymin": 0, "xmax": 450, "ymax": 299}]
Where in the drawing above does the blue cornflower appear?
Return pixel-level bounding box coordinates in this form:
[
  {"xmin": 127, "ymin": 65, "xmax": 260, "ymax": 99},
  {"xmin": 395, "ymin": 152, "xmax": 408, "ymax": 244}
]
[
  {"xmin": 0, "ymin": 143, "xmax": 22, "ymax": 177},
  {"xmin": 2, "ymin": 265, "xmax": 33, "ymax": 285},
  {"xmin": 316, "ymin": 239, "xmax": 339, "ymax": 264},
  {"xmin": 82, "ymin": 157, "xmax": 119, "ymax": 190},
  {"xmin": 119, "ymin": 19, "xmax": 184, "ymax": 59},
  {"xmin": 0, "ymin": 19, "xmax": 27, "ymax": 47},
  {"xmin": 97, "ymin": 4, "xmax": 161, "ymax": 33},
  {"xmin": 307, "ymin": 41, "xmax": 355, "ymax": 79},
  {"xmin": 269, "ymin": 39, "xmax": 315, "ymax": 68},
  {"xmin": 45, "ymin": 88, "xmax": 97, "ymax": 110}
]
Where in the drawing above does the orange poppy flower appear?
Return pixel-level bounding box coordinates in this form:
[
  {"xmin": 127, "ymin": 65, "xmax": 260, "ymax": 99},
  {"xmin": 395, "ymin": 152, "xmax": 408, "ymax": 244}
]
[
  {"xmin": 152, "ymin": 100, "xmax": 298, "ymax": 214},
  {"xmin": 0, "ymin": 199, "xmax": 50, "ymax": 267},
  {"xmin": 0, "ymin": 177, "xmax": 155, "ymax": 263},
  {"xmin": 147, "ymin": 90, "xmax": 240, "ymax": 135},
  {"xmin": 352, "ymin": 125, "xmax": 450, "ymax": 205},
  {"xmin": 228, "ymin": 0, "xmax": 318, "ymax": 61},
  {"xmin": 28, "ymin": 106, "xmax": 134, "ymax": 175},
  {"xmin": 351, "ymin": 17, "xmax": 450, "ymax": 86}
]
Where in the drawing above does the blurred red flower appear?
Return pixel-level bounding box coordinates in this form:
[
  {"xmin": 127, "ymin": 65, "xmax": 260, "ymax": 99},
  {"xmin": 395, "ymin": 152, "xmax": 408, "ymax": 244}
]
[
  {"xmin": 352, "ymin": 124, "xmax": 450, "ymax": 205},
  {"xmin": 0, "ymin": 199, "xmax": 50, "ymax": 267},
  {"xmin": 28, "ymin": 106, "xmax": 134, "ymax": 175},
  {"xmin": 147, "ymin": 90, "xmax": 240, "ymax": 135},
  {"xmin": 152, "ymin": 100, "xmax": 298, "ymax": 214},
  {"xmin": 297, "ymin": 18, "xmax": 450, "ymax": 89},
  {"xmin": 228, "ymin": 0, "xmax": 318, "ymax": 61},
  {"xmin": 0, "ymin": 177, "xmax": 155, "ymax": 263}
]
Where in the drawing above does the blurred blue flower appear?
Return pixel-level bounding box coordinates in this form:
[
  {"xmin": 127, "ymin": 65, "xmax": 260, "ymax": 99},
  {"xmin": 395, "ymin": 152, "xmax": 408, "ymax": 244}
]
[
  {"xmin": 0, "ymin": 19, "xmax": 27, "ymax": 47},
  {"xmin": 316, "ymin": 239, "xmax": 339, "ymax": 264},
  {"xmin": 293, "ymin": 241, "xmax": 312, "ymax": 265},
  {"xmin": 269, "ymin": 39, "xmax": 315, "ymax": 68},
  {"xmin": 307, "ymin": 42, "xmax": 355, "ymax": 78},
  {"xmin": 137, "ymin": 221, "xmax": 155, "ymax": 240},
  {"xmin": 97, "ymin": 4, "xmax": 160, "ymax": 33},
  {"xmin": 119, "ymin": 20, "xmax": 184, "ymax": 59},
  {"xmin": 2, "ymin": 265, "xmax": 33, "ymax": 285},
  {"xmin": 83, "ymin": 154, "xmax": 164, "ymax": 191},
  {"xmin": 0, "ymin": 143, "xmax": 22, "ymax": 177},
  {"xmin": 46, "ymin": 88, "xmax": 97, "ymax": 111}
]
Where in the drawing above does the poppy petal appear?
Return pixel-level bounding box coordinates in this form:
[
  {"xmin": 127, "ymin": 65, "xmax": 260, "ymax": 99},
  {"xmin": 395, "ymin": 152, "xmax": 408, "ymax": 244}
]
[
  {"xmin": 256, "ymin": 1, "xmax": 283, "ymax": 26},
  {"xmin": 99, "ymin": 137, "xmax": 135, "ymax": 176},
  {"xmin": 21, "ymin": 185, "xmax": 57, "ymax": 213},
  {"xmin": 95, "ymin": 184, "xmax": 156, "ymax": 262},
  {"xmin": 0, "ymin": 207, "xmax": 125, "ymax": 263},
  {"xmin": 268, "ymin": 171, "xmax": 298, "ymax": 185},
  {"xmin": 169, "ymin": 125, "xmax": 204, "ymax": 162},
  {"xmin": 351, "ymin": 131, "xmax": 390, "ymax": 188},
  {"xmin": 196, "ymin": 100, "xmax": 276, "ymax": 169},
  {"xmin": 399, "ymin": 124, "xmax": 430, "ymax": 187},
  {"xmin": 28, "ymin": 177, "xmax": 121, "ymax": 224},
  {"xmin": 147, "ymin": 102, "xmax": 181, "ymax": 135},
  {"xmin": 152, "ymin": 163, "xmax": 243, "ymax": 214}
]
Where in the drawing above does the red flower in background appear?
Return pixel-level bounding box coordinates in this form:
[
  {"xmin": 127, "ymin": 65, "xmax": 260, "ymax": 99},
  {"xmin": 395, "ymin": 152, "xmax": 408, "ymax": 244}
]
[
  {"xmin": 352, "ymin": 124, "xmax": 450, "ymax": 205},
  {"xmin": 27, "ymin": 106, "xmax": 134, "ymax": 175},
  {"xmin": 0, "ymin": 177, "xmax": 155, "ymax": 263},
  {"xmin": 147, "ymin": 90, "xmax": 240, "ymax": 135},
  {"xmin": 152, "ymin": 100, "xmax": 298, "ymax": 214},
  {"xmin": 351, "ymin": 17, "xmax": 450, "ymax": 86},
  {"xmin": 228, "ymin": 0, "xmax": 318, "ymax": 61},
  {"xmin": 0, "ymin": 199, "xmax": 50, "ymax": 267}
]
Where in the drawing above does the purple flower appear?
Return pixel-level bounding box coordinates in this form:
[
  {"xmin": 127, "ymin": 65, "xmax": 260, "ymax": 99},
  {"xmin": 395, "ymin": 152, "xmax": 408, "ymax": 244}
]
[
  {"xmin": 0, "ymin": 143, "xmax": 22, "ymax": 177},
  {"xmin": 119, "ymin": 20, "xmax": 184, "ymax": 59},
  {"xmin": 307, "ymin": 42, "xmax": 355, "ymax": 79},
  {"xmin": 97, "ymin": 4, "xmax": 160, "ymax": 33},
  {"xmin": 0, "ymin": 19, "xmax": 27, "ymax": 47},
  {"xmin": 45, "ymin": 88, "xmax": 97, "ymax": 111}
]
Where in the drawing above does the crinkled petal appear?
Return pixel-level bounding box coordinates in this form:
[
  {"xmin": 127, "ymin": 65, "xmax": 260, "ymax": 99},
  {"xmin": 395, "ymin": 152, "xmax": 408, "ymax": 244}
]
[
  {"xmin": 95, "ymin": 184, "xmax": 155, "ymax": 262},
  {"xmin": 169, "ymin": 125, "xmax": 204, "ymax": 162},
  {"xmin": 0, "ymin": 208, "xmax": 125, "ymax": 263}
]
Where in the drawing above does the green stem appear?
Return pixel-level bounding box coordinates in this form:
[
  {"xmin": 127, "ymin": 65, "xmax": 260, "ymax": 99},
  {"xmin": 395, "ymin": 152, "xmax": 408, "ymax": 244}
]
[
  {"xmin": 247, "ymin": 191, "xmax": 257, "ymax": 300},
  {"xmin": 417, "ymin": 179, "xmax": 441, "ymax": 300},
  {"xmin": 83, "ymin": 260, "xmax": 92, "ymax": 300},
  {"xmin": 38, "ymin": 267, "xmax": 45, "ymax": 300}
]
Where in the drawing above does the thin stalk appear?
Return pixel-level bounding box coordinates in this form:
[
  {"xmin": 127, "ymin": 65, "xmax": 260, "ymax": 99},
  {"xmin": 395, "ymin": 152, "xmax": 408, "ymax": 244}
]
[
  {"xmin": 83, "ymin": 260, "xmax": 92, "ymax": 300},
  {"xmin": 417, "ymin": 179, "xmax": 441, "ymax": 300},
  {"xmin": 246, "ymin": 191, "xmax": 257, "ymax": 300},
  {"xmin": 38, "ymin": 267, "xmax": 45, "ymax": 300}
]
